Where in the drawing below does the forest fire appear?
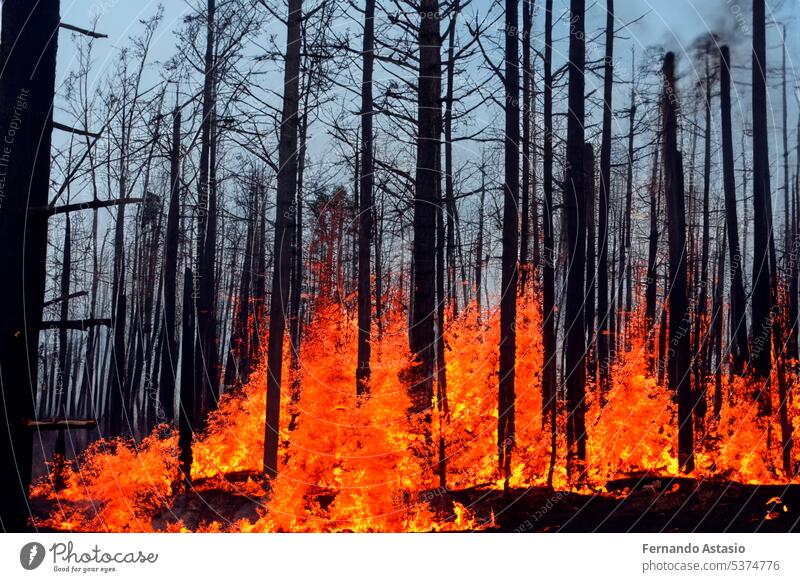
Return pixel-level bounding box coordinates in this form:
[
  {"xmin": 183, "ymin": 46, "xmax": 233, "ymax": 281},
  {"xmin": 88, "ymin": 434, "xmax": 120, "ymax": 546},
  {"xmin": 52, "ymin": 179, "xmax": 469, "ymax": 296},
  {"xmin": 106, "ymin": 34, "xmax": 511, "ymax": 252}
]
[
  {"xmin": 28, "ymin": 291, "xmax": 800, "ymax": 532},
  {"xmin": 1, "ymin": 0, "xmax": 799, "ymax": 549}
]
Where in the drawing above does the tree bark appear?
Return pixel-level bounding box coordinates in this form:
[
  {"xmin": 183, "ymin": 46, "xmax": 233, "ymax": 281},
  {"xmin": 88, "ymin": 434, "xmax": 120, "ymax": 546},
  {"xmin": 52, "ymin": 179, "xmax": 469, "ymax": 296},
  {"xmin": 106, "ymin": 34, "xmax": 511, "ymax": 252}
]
[
  {"xmin": 356, "ymin": 0, "xmax": 375, "ymax": 395},
  {"xmin": 662, "ymin": 52, "xmax": 694, "ymax": 473},
  {"xmin": 564, "ymin": 0, "xmax": 586, "ymax": 477},
  {"xmin": 597, "ymin": 0, "xmax": 614, "ymax": 396},
  {"xmin": 409, "ymin": 0, "xmax": 440, "ymax": 433},
  {"xmin": 443, "ymin": 0, "xmax": 460, "ymax": 316},
  {"xmin": 179, "ymin": 269, "xmax": 195, "ymax": 491},
  {"xmin": 719, "ymin": 45, "xmax": 749, "ymax": 374},
  {"xmin": 158, "ymin": 104, "xmax": 182, "ymax": 422},
  {"xmin": 619, "ymin": 58, "xmax": 635, "ymax": 349},
  {"xmin": 0, "ymin": 0, "xmax": 60, "ymax": 531},
  {"xmin": 542, "ymin": 0, "xmax": 557, "ymax": 484},
  {"xmin": 519, "ymin": 0, "xmax": 533, "ymax": 290},
  {"xmin": 750, "ymin": 0, "xmax": 773, "ymax": 392},
  {"xmin": 498, "ymin": 0, "xmax": 521, "ymax": 485},
  {"xmin": 645, "ymin": 142, "xmax": 660, "ymax": 368},
  {"xmin": 584, "ymin": 143, "xmax": 596, "ymax": 382},
  {"xmin": 263, "ymin": 0, "xmax": 303, "ymax": 478},
  {"xmin": 195, "ymin": 0, "xmax": 220, "ymax": 419}
]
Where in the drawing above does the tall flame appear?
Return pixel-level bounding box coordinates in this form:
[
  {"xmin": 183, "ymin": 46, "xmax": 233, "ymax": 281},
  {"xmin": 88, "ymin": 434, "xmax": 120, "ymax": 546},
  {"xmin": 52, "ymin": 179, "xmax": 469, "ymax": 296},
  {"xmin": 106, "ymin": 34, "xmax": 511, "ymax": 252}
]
[{"xmin": 30, "ymin": 292, "xmax": 800, "ymax": 532}]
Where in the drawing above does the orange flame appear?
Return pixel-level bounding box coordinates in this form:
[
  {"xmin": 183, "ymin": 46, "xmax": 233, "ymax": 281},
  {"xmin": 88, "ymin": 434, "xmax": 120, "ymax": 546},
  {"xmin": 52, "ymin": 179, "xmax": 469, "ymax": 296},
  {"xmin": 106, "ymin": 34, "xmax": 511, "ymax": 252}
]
[{"xmin": 30, "ymin": 292, "xmax": 800, "ymax": 532}]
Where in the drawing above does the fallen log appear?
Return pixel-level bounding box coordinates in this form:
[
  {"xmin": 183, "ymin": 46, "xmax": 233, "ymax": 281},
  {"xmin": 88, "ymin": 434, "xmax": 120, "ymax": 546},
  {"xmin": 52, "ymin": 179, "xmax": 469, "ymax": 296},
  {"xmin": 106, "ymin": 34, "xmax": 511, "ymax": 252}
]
[{"xmin": 23, "ymin": 418, "xmax": 97, "ymax": 430}]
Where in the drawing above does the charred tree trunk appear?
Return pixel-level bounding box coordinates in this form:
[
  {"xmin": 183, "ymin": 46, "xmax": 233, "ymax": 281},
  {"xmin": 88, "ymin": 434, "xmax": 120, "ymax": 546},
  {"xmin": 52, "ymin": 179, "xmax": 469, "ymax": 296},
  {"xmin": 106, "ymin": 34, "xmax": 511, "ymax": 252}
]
[
  {"xmin": 356, "ymin": 0, "xmax": 375, "ymax": 395},
  {"xmin": 564, "ymin": 0, "xmax": 586, "ymax": 478},
  {"xmin": 584, "ymin": 143, "xmax": 596, "ymax": 383},
  {"xmin": 158, "ymin": 104, "xmax": 182, "ymax": 423},
  {"xmin": 597, "ymin": 0, "xmax": 613, "ymax": 396},
  {"xmin": 780, "ymin": 28, "xmax": 797, "ymax": 365},
  {"xmin": 0, "ymin": 0, "xmax": 60, "ymax": 531},
  {"xmin": 645, "ymin": 142, "xmax": 660, "ymax": 367},
  {"xmin": 195, "ymin": 0, "xmax": 220, "ymax": 419},
  {"xmin": 542, "ymin": 0, "xmax": 558, "ymax": 486},
  {"xmin": 719, "ymin": 46, "xmax": 749, "ymax": 374},
  {"xmin": 56, "ymin": 218, "xmax": 72, "ymax": 419},
  {"xmin": 750, "ymin": 0, "xmax": 773, "ymax": 394},
  {"xmin": 498, "ymin": 0, "xmax": 521, "ymax": 485},
  {"xmin": 263, "ymin": 0, "xmax": 302, "ymax": 478},
  {"xmin": 531, "ymin": 83, "xmax": 541, "ymax": 279},
  {"xmin": 519, "ymin": 0, "xmax": 533, "ymax": 290},
  {"xmin": 662, "ymin": 52, "xmax": 694, "ymax": 473},
  {"xmin": 409, "ymin": 0, "xmax": 440, "ymax": 435},
  {"xmin": 781, "ymin": 27, "xmax": 790, "ymax": 269},
  {"xmin": 712, "ymin": 223, "xmax": 726, "ymax": 418},
  {"xmin": 178, "ymin": 269, "xmax": 195, "ymax": 491},
  {"xmin": 435, "ymin": 159, "xmax": 448, "ymax": 488},
  {"xmin": 109, "ymin": 116, "xmax": 129, "ymax": 436},
  {"xmin": 51, "ymin": 181, "xmax": 72, "ymax": 490},
  {"xmin": 289, "ymin": 98, "xmax": 308, "ymax": 402},
  {"xmin": 619, "ymin": 67, "xmax": 636, "ymax": 348},
  {"xmin": 251, "ymin": 188, "xmax": 267, "ymax": 361},
  {"xmin": 443, "ymin": 0, "xmax": 460, "ymax": 316},
  {"xmin": 476, "ymin": 165, "xmax": 486, "ymax": 314},
  {"xmin": 373, "ymin": 199, "xmax": 384, "ymax": 341},
  {"xmin": 693, "ymin": 54, "xmax": 712, "ymax": 425}
]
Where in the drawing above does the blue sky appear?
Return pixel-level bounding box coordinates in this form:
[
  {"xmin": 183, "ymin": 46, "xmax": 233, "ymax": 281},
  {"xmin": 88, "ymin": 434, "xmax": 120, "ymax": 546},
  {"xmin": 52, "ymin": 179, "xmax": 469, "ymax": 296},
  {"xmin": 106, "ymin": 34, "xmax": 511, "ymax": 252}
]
[{"xmin": 50, "ymin": 0, "xmax": 800, "ymax": 186}]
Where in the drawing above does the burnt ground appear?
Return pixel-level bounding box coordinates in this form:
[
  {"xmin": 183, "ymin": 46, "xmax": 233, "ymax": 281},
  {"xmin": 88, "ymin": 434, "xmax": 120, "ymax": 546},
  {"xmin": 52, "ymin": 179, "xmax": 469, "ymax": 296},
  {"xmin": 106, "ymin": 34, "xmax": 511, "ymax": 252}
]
[
  {"xmin": 449, "ymin": 476, "xmax": 800, "ymax": 532},
  {"xmin": 30, "ymin": 473, "xmax": 800, "ymax": 532}
]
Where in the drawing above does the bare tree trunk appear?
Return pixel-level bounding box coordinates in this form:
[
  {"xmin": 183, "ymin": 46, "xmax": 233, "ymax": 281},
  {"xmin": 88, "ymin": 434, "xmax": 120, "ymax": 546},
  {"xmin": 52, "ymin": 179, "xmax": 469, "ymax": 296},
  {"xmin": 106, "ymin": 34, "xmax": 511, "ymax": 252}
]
[
  {"xmin": 519, "ymin": 0, "xmax": 533, "ymax": 290},
  {"xmin": 289, "ymin": 99, "xmax": 308, "ymax": 402},
  {"xmin": 564, "ymin": 0, "xmax": 586, "ymax": 478},
  {"xmin": 195, "ymin": 0, "xmax": 220, "ymax": 419},
  {"xmin": 409, "ymin": 0, "xmax": 440, "ymax": 440},
  {"xmin": 251, "ymin": 186, "xmax": 267, "ymax": 361},
  {"xmin": 719, "ymin": 46, "xmax": 749, "ymax": 374},
  {"xmin": 476, "ymin": 164, "xmax": 485, "ymax": 314},
  {"xmin": 781, "ymin": 28, "xmax": 797, "ymax": 363},
  {"xmin": 692, "ymin": 53, "xmax": 712, "ymax": 427},
  {"xmin": 435, "ymin": 160, "xmax": 448, "ymax": 488},
  {"xmin": 542, "ymin": 0, "xmax": 558, "ymax": 488},
  {"xmin": 373, "ymin": 200, "xmax": 384, "ymax": 341},
  {"xmin": 584, "ymin": 143, "xmax": 596, "ymax": 383},
  {"xmin": 597, "ymin": 0, "xmax": 613, "ymax": 396},
  {"xmin": 782, "ymin": 26, "xmax": 790, "ymax": 266},
  {"xmin": 109, "ymin": 113, "xmax": 129, "ymax": 435},
  {"xmin": 619, "ymin": 66, "xmax": 635, "ymax": 349},
  {"xmin": 0, "ymin": 0, "xmax": 60, "ymax": 531},
  {"xmin": 750, "ymin": 0, "xmax": 773, "ymax": 394},
  {"xmin": 662, "ymin": 52, "xmax": 694, "ymax": 473},
  {"xmin": 178, "ymin": 269, "xmax": 195, "ymax": 491},
  {"xmin": 498, "ymin": 0, "xmax": 521, "ymax": 486},
  {"xmin": 712, "ymin": 223, "xmax": 726, "ymax": 418},
  {"xmin": 56, "ymin": 218, "xmax": 72, "ymax": 419},
  {"xmin": 531, "ymin": 75, "xmax": 541, "ymax": 279},
  {"xmin": 444, "ymin": 0, "xmax": 460, "ymax": 316},
  {"xmin": 356, "ymin": 0, "xmax": 375, "ymax": 395},
  {"xmin": 645, "ymin": 142, "xmax": 660, "ymax": 368},
  {"xmin": 263, "ymin": 0, "xmax": 303, "ymax": 478},
  {"xmin": 158, "ymin": 104, "xmax": 182, "ymax": 421}
]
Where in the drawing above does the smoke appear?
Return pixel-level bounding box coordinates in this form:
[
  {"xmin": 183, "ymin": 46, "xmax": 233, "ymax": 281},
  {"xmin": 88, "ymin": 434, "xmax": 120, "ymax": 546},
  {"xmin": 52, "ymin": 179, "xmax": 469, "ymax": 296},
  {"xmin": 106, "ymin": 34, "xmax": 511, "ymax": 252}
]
[
  {"xmin": 619, "ymin": 0, "xmax": 751, "ymax": 60},
  {"xmin": 702, "ymin": 0, "xmax": 749, "ymax": 46}
]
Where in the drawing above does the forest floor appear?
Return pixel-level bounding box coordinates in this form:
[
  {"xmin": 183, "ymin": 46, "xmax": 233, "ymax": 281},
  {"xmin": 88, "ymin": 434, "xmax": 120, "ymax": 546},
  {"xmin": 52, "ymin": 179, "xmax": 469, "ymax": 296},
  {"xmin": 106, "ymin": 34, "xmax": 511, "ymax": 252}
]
[
  {"xmin": 449, "ymin": 475, "xmax": 800, "ymax": 532},
  {"xmin": 30, "ymin": 472, "xmax": 800, "ymax": 532}
]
